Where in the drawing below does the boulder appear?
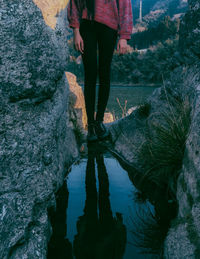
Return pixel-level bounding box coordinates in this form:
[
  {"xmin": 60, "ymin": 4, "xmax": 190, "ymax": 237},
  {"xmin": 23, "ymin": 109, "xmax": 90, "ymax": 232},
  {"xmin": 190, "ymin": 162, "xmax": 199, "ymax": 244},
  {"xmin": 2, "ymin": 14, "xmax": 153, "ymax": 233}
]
[
  {"xmin": 0, "ymin": 0, "xmax": 78, "ymax": 258},
  {"xmin": 103, "ymin": 112, "xmax": 114, "ymax": 123},
  {"xmin": 109, "ymin": 0, "xmax": 200, "ymax": 257},
  {"xmin": 66, "ymin": 72, "xmax": 87, "ymax": 134}
]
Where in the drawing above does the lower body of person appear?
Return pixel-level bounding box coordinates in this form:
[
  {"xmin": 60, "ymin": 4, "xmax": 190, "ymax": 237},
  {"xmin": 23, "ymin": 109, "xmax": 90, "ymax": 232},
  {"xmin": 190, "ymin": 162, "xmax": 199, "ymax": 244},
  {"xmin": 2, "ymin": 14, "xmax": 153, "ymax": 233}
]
[{"xmin": 79, "ymin": 19, "xmax": 118, "ymax": 143}]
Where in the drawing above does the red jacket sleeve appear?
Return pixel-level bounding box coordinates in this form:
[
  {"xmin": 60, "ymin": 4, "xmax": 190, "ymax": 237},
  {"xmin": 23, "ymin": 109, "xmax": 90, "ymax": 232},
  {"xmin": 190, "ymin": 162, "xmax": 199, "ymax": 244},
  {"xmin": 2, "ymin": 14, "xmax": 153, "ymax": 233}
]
[
  {"xmin": 118, "ymin": 0, "xmax": 133, "ymax": 40},
  {"xmin": 67, "ymin": 0, "xmax": 81, "ymax": 29}
]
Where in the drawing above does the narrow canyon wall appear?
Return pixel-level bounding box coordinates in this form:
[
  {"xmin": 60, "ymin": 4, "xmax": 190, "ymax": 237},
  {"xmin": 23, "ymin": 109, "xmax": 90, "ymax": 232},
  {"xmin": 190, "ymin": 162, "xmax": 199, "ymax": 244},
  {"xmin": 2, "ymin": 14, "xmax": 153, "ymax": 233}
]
[
  {"xmin": 110, "ymin": 0, "xmax": 200, "ymax": 258},
  {"xmin": 164, "ymin": 1, "xmax": 200, "ymax": 257},
  {"xmin": 0, "ymin": 0, "xmax": 79, "ymax": 258}
]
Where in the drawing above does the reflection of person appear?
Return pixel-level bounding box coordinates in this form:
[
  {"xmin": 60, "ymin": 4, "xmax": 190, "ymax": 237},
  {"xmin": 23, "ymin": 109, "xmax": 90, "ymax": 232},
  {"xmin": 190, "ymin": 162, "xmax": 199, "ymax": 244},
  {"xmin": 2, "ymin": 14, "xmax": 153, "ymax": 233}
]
[
  {"xmin": 67, "ymin": 0, "xmax": 133, "ymax": 142},
  {"xmin": 48, "ymin": 185, "xmax": 73, "ymax": 259},
  {"xmin": 73, "ymin": 150, "xmax": 127, "ymax": 259}
]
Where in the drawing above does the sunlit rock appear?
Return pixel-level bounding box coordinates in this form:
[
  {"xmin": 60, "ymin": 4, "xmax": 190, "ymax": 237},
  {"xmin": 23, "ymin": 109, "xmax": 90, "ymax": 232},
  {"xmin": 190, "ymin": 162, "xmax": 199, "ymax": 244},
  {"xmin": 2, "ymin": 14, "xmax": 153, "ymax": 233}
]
[
  {"xmin": 66, "ymin": 72, "xmax": 87, "ymax": 135},
  {"xmin": 126, "ymin": 106, "xmax": 139, "ymax": 116},
  {"xmin": 33, "ymin": 0, "xmax": 69, "ymax": 29},
  {"xmin": 104, "ymin": 112, "xmax": 114, "ymax": 123}
]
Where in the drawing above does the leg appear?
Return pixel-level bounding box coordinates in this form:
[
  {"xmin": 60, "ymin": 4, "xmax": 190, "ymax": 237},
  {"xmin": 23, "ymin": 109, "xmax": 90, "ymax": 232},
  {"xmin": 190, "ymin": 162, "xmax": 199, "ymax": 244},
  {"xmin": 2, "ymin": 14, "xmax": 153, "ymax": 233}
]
[
  {"xmin": 96, "ymin": 22, "xmax": 118, "ymax": 122},
  {"xmin": 73, "ymin": 152, "xmax": 98, "ymax": 259},
  {"xmin": 80, "ymin": 20, "xmax": 98, "ymax": 124}
]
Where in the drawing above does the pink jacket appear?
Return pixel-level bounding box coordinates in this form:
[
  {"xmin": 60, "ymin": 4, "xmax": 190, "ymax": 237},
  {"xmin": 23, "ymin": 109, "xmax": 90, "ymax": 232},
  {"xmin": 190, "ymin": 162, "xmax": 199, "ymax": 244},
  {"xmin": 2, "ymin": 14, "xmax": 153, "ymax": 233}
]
[{"xmin": 67, "ymin": 0, "xmax": 133, "ymax": 40}]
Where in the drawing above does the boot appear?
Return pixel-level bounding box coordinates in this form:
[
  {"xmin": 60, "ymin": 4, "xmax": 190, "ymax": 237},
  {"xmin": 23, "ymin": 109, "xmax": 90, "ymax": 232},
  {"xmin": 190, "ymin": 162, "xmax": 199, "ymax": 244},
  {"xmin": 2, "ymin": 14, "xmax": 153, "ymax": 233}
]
[
  {"xmin": 95, "ymin": 120, "xmax": 110, "ymax": 140},
  {"xmin": 87, "ymin": 122, "xmax": 98, "ymax": 143}
]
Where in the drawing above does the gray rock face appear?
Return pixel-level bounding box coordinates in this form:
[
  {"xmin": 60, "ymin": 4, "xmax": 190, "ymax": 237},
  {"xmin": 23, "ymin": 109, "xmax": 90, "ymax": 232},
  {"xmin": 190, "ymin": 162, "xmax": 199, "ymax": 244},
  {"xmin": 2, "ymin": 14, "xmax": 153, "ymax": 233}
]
[
  {"xmin": 179, "ymin": 0, "xmax": 200, "ymax": 66},
  {"xmin": 0, "ymin": 1, "xmax": 66, "ymax": 104},
  {"xmin": 109, "ymin": 66, "xmax": 199, "ymax": 177},
  {"xmin": 110, "ymin": 0, "xmax": 200, "ymax": 257},
  {"xmin": 0, "ymin": 0, "xmax": 78, "ymax": 258},
  {"xmin": 164, "ymin": 1, "xmax": 200, "ymax": 257},
  {"xmin": 164, "ymin": 223, "xmax": 196, "ymax": 259}
]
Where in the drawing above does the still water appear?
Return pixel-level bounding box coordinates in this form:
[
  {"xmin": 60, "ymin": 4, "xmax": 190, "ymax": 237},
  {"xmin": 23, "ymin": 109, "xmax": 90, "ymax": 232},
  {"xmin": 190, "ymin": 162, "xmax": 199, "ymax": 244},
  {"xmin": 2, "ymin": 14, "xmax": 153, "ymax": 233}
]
[
  {"xmin": 48, "ymin": 146, "xmax": 175, "ymax": 259},
  {"xmin": 107, "ymin": 85, "xmax": 158, "ymax": 118},
  {"xmin": 66, "ymin": 155, "xmax": 156, "ymax": 259},
  {"xmin": 79, "ymin": 84, "xmax": 159, "ymax": 119}
]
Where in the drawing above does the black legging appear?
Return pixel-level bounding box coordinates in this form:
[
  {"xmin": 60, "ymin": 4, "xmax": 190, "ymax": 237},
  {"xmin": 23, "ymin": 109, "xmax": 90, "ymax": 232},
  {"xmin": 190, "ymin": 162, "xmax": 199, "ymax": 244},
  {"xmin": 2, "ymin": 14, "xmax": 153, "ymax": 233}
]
[{"xmin": 79, "ymin": 19, "xmax": 118, "ymax": 124}]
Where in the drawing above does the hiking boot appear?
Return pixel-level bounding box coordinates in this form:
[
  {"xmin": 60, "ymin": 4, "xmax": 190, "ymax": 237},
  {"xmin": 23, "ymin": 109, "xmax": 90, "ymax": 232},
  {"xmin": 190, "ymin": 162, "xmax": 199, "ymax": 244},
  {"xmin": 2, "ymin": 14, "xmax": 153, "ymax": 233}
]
[
  {"xmin": 87, "ymin": 122, "xmax": 98, "ymax": 143},
  {"xmin": 95, "ymin": 120, "xmax": 110, "ymax": 140}
]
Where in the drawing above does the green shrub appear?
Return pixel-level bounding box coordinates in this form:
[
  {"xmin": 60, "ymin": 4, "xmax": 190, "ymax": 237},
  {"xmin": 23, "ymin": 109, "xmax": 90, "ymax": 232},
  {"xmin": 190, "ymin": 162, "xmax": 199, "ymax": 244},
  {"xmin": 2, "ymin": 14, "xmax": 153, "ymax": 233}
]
[{"xmin": 67, "ymin": 35, "xmax": 180, "ymax": 85}]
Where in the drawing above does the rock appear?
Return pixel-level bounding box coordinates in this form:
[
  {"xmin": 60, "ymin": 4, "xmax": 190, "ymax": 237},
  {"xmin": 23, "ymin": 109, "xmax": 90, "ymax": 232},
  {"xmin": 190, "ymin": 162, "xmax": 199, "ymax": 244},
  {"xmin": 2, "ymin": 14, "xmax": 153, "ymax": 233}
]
[
  {"xmin": 164, "ymin": 223, "xmax": 196, "ymax": 258},
  {"xmin": 109, "ymin": 110, "xmax": 147, "ymax": 167},
  {"xmin": 0, "ymin": 1, "xmax": 79, "ymax": 258},
  {"xmin": 66, "ymin": 72, "xmax": 87, "ymax": 141},
  {"xmin": 126, "ymin": 106, "xmax": 139, "ymax": 116},
  {"xmin": 93, "ymin": 112, "xmax": 114, "ymax": 124},
  {"xmin": 33, "ymin": 0, "xmax": 69, "ymax": 29},
  {"xmin": 76, "ymin": 55, "xmax": 82, "ymax": 65},
  {"xmin": 103, "ymin": 112, "xmax": 114, "ymax": 123},
  {"xmin": 179, "ymin": 0, "xmax": 200, "ymax": 66},
  {"xmin": 66, "ymin": 72, "xmax": 87, "ymax": 129},
  {"xmin": 66, "ymin": 72, "xmax": 114, "ymax": 136},
  {"xmin": 110, "ymin": 68, "xmax": 200, "ymax": 259},
  {"xmin": 109, "ymin": 0, "xmax": 200, "ymax": 257}
]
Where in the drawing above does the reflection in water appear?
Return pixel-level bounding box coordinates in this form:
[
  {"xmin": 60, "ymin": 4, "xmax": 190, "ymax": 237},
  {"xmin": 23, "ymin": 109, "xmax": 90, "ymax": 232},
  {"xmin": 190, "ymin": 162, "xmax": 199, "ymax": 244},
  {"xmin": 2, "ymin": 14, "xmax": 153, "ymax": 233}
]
[
  {"xmin": 48, "ymin": 145, "xmax": 177, "ymax": 259},
  {"xmin": 114, "ymin": 152, "xmax": 178, "ymax": 258},
  {"xmin": 130, "ymin": 205, "xmax": 168, "ymax": 258},
  {"xmin": 47, "ymin": 184, "xmax": 73, "ymax": 259},
  {"xmin": 33, "ymin": 0, "xmax": 69, "ymax": 29},
  {"xmin": 73, "ymin": 150, "xmax": 126, "ymax": 259}
]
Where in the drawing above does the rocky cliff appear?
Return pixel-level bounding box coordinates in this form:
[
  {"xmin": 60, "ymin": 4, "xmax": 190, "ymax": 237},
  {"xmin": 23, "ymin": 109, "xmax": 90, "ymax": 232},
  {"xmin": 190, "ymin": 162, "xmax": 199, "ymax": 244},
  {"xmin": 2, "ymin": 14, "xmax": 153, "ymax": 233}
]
[
  {"xmin": 0, "ymin": 0, "xmax": 79, "ymax": 258},
  {"xmin": 164, "ymin": 1, "xmax": 200, "ymax": 257},
  {"xmin": 132, "ymin": 0, "xmax": 188, "ymax": 24},
  {"xmin": 110, "ymin": 0, "xmax": 200, "ymax": 257}
]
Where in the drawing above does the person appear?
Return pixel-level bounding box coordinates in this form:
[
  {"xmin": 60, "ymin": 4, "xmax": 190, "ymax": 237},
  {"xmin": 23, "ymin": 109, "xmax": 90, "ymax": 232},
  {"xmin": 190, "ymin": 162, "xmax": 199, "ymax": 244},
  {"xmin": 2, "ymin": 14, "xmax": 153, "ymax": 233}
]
[{"xmin": 67, "ymin": 0, "xmax": 133, "ymax": 142}]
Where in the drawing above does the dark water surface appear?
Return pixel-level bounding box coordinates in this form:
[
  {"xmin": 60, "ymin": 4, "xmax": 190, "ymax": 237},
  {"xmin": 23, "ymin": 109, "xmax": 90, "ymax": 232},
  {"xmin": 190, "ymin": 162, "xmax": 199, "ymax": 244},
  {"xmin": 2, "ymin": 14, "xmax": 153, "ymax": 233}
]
[
  {"xmin": 66, "ymin": 156, "xmax": 154, "ymax": 259},
  {"xmin": 48, "ymin": 146, "xmax": 176, "ymax": 259}
]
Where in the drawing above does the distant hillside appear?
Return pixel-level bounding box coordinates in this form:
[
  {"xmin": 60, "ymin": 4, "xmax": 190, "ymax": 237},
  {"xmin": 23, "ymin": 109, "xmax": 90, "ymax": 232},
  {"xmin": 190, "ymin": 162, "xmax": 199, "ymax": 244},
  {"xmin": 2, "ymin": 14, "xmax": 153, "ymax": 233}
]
[
  {"xmin": 132, "ymin": 0, "xmax": 188, "ymax": 24},
  {"xmin": 132, "ymin": 0, "xmax": 155, "ymax": 21}
]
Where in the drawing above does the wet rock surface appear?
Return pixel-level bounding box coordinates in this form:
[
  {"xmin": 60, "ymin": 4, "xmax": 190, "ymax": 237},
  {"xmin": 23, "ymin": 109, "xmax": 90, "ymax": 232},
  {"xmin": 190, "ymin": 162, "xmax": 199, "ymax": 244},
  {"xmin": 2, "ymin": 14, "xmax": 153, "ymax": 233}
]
[{"xmin": 0, "ymin": 0, "xmax": 78, "ymax": 258}]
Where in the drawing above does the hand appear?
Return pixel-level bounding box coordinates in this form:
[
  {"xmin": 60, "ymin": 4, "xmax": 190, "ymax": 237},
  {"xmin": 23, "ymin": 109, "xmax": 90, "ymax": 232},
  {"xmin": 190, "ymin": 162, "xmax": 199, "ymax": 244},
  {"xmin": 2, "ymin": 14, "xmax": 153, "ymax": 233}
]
[
  {"xmin": 73, "ymin": 28, "xmax": 84, "ymax": 54},
  {"xmin": 117, "ymin": 39, "xmax": 128, "ymax": 55}
]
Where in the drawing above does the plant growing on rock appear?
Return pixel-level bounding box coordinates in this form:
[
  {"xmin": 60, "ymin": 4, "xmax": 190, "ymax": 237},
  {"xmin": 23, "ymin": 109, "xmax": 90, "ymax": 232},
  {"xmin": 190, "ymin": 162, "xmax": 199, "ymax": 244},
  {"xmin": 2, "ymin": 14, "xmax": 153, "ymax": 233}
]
[
  {"xmin": 116, "ymin": 98, "xmax": 128, "ymax": 118},
  {"xmin": 107, "ymin": 98, "xmax": 128, "ymax": 121},
  {"xmin": 139, "ymin": 88, "xmax": 191, "ymax": 196},
  {"xmin": 137, "ymin": 102, "xmax": 151, "ymax": 118}
]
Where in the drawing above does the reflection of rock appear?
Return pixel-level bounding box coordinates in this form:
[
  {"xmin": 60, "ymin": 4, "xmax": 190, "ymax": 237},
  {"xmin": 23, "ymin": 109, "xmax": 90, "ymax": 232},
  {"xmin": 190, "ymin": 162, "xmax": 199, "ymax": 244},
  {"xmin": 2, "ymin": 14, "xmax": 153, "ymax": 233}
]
[
  {"xmin": 33, "ymin": 0, "xmax": 69, "ymax": 29},
  {"xmin": 66, "ymin": 72, "xmax": 87, "ymax": 139},
  {"xmin": 0, "ymin": 0, "xmax": 78, "ymax": 258}
]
